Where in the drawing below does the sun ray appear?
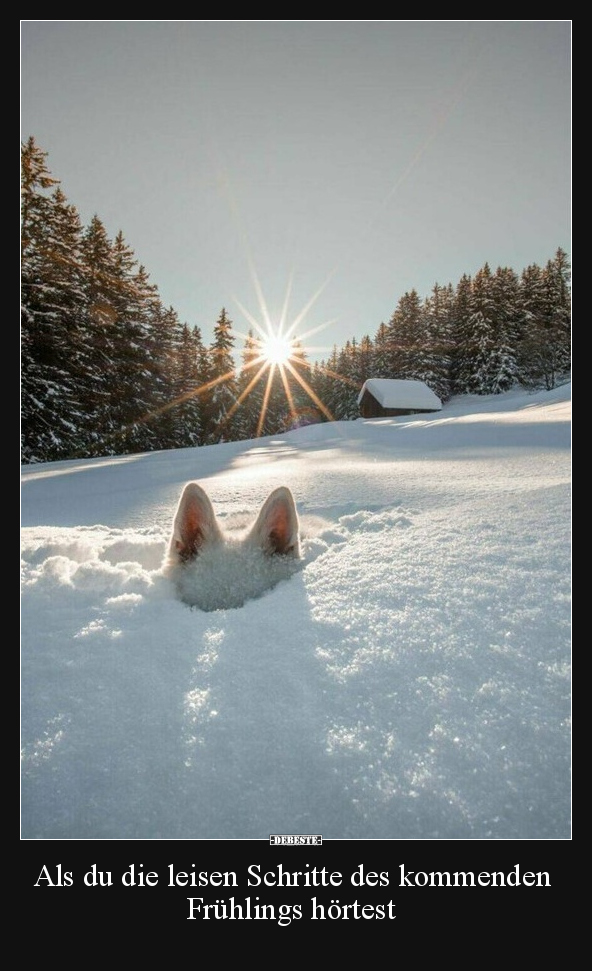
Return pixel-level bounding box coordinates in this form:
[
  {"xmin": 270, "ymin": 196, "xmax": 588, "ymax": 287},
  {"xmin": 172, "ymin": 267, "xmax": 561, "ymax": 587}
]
[
  {"xmin": 196, "ymin": 369, "xmax": 239, "ymax": 396},
  {"xmin": 291, "ymin": 318, "xmax": 338, "ymax": 345},
  {"xmin": 283, "ymin": 359, "xmax": 334, "ymax": 422},
  {"xmin": 229, "ymin": 266, "xmax": 349, "ymax": 433},
  {"xmin": 138, "ymin": 367, "xmax": 241, "ymax": 422},
  {"xmin": 277, "ymin": 362, "xmax": 297, "ymax": 424},
  {"xmin": 221, "ymin": 359, "xmax": 269, "ymax": 426},
  {"xmin": 247, "ymin": 256, "xmax": 275, "ymax": 336},
  {"xmin": 298, "ymin": 359, "xmax": 361, "ymax": 390},
  {"xmin": 232, "ymin": 298, "xmax": 270, "ymax": 345},
  {"xmin": 277, "ymin": 271, "xmax": 294, "ymax": 339},
  {"xmin": 295, "ymin": 344, "xmax": 336, "ymax": 357},
  {"xmin": 283, "ymin": 272, "xmax": 336, "ymax": 341},
  {"xmin": 256, "ymin": 365, "xmax": 277, "ymax": 438}
]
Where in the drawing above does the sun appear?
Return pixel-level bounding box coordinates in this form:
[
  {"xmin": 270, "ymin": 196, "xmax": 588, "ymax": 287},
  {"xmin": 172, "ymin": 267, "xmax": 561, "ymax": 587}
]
[
  {"xmin": 224, "ymin": 272, "xmax": 339, "ymax": 435},
  {"xmin": 260, "ymin": 332, "xmax": 295, "ymax": 366}
]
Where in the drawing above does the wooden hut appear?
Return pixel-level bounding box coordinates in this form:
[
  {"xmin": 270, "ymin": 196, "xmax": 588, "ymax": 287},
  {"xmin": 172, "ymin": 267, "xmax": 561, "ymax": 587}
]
[{"xmin": 357, "ymin": 379, "xmax": 442, "ymax": 418}]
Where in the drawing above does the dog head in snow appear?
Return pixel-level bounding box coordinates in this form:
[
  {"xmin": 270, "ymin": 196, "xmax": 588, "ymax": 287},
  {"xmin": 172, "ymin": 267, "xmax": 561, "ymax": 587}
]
[{"xmin": 165, "ymin": 483, "xmax": 301, "ymax": 611}]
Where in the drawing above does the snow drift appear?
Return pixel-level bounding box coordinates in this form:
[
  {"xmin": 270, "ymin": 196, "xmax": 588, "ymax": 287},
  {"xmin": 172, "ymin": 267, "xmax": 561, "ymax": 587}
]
[{"xmin": 21, "ymin": 384, "xmax": 571, "ymax": 839}]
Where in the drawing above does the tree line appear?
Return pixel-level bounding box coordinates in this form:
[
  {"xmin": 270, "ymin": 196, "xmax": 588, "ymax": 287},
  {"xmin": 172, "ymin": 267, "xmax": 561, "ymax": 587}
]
[
  {"xmin": 21, "ymin": 137, "xmax": 570, "ymax": 463},
  {"xmin": 312, "ymin": 251, "xmax": 570, "ymax": 422}
]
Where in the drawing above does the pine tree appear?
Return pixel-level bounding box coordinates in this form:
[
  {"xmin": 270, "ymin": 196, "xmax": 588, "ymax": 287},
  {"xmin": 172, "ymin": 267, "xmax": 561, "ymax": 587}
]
[
  {"xmin": 358, "ymin": 335, "xmax": 373, "ymax": 379},
  {"xmin": 204, "ymin": 308, "xmax": 238, "ymax": 443},
  {"xmin": 450, "ymin": 273, "xmax": 473, "ymax": 395},
  {"xmin": 279, "ymin": 339, "xmax": 311, "ymax": 430},
  {"xmin": 334, "ymin": 340, "xmax": 360, "ymax": 419},
  {"xmin": 373, "ymin": 322, "xmax": 390, "ymax": 378},
  {"xmin": 518, "ymin": 250, "xmax": 571, "ymax": 389},
  {"xmin": 21, "ymin": 137, "xmax": 59, "ymax": 256},
  {"xmin": 22, "ymin": 138, "xmax": 228, "ymax": 461},
  {"xmin": 421, "ymin": 283, "xmax": 454, "ymax": 401},
  {"xmin": 517, "ymin": 262, "xmax": 547, "ymax": 387},
  {"xmin": 21, "ymin": 140, "xmax": 88, "ymax": 461},
  {"xmin": 317, "ymin": 346, "xmax": 342, "ymax": 421},
  {"xmin": 457, "ymin": 264, "xmax": 521, "ymax": 396},
  {"xmin": 194, "ymin": 323, "xmax": 211, "ymax": 438},
  {"xmin": 108, "ymin": 235, "xmax": 161, "ymax": 453},
  {"xmin": 173, "ymin": 323, "xmax": 204, "ymax": 447},
  {"xmin": 487, "ymin": 266, "xmax": 521, "ymax": 393},
  {"xmin": 236, "ymin": 329, "xmax": 266, "ymax": 440},
  {"xmin": 333, "ymin": 336, "xmax": 374, "ymax": 420},
  {"xmin": 78, "ymin": 215, "xmax": 118, "ymax": 452},
  {"xmin": 257, "ymin": 363, "xmax": 288, "ymax": 437},
  {"xmin": 306, "ymin": 358, "xmax": 334, "ymax": 424},
  {"xmin": 464, "ymin": 264, "xmax": 498, "ymax": 394},
  {"xmin": 144, "ymin": 304, "xmax": 183, "ymax": 449},
  {"xmin": 542, "ymin": 248, "xmax": 571, "ymax": 377},
  {"xmin": 386, "ymin": 289, "xmax": 425, "ymax": 380}
]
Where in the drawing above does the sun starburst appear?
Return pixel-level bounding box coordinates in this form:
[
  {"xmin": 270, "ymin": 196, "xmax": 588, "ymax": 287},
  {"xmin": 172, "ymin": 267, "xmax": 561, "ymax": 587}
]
[{"xmin": 260, "ymin": 333, "xmax": 295, "ymax": 367}]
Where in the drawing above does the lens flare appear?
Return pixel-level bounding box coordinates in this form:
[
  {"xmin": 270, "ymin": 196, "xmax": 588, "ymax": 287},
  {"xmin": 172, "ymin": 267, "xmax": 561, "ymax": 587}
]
[{"xmin": 260, "ymin": 333, "xmax": 294, "ymax": 366}]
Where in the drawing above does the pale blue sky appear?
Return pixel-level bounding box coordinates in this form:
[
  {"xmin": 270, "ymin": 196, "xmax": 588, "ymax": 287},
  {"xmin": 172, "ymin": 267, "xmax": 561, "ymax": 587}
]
[{"xmin": 21, "ymin": 21, "xmax": 571, "ymax": 356}]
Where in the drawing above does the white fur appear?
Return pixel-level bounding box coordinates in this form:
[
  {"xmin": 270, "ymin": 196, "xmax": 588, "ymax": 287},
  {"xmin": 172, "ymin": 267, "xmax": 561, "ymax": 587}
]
[{"xmin": 164, "ymin": 484, "xmax": 301, "ymax": 611}]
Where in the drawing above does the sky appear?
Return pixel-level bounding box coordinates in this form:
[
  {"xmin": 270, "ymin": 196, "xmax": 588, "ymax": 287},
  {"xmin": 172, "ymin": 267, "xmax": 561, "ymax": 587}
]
[
  {"xmin": 21, "ymin": 382, "xmax": 571, "ymax": 839},
  {"xmin": 20, "ymin": 20, "xmax": 571, "ymax": 356}
]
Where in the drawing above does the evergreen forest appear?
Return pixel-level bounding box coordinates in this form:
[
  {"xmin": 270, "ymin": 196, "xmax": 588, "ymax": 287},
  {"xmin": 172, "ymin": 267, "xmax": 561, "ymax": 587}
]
[{"xmin": 21, "ymin": 138, "xmax": 571, "ymax": 464}]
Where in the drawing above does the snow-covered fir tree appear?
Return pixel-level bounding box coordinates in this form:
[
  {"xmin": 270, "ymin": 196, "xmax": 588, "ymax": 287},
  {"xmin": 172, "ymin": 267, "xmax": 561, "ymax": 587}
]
[
  {"xmin": 21, "ymin": 140, "xmax": 88, "ymax": 461},
  {"xmin": 279, "ymin": 339, "xmax": 314, "ymax": 430},
  {"xmin": 203, "ymin": 308, "xmax": 238, "ymax": 443},
  {"xmin": 171, "ymin": 323, "xmax": 206, "ymax": 448},
  {"xmin": 450, "ymin": 273, "xmax": 473, "ymax": 395},
  {"xmin": 316, "ymin": 346, "xmax": 344, "ymax": 421},
  {"xmin": 372, "ymin": 322, "xmax": 390, "ymax": 378},
  {"xmin": 420, "ymin": 283, "xmax": 454, "ymax": 401},
  {"xmin": 517, "ymin": 250, "xmax": 571, "ymax": 390},
  {"xmin": 461, "ymin": 264, "xmax": 498, "ymax": 394},
  {"xmin": 486, "ymin": 266, "xmax": 522, "ymax": 393},
  {"xmin": 386, "ymin": 289, "xmax": 425, "ymax": 380},
  {"xmin": 144, "ymin": 304, "xmax": 184, "ymax": 449},
  {"xmin": 235, "ymin": 329, "xmax": 266, "ymax": 440},
  {"xmin": 106, "ymin": 234, "xmax": 161, "ymax": 454}
]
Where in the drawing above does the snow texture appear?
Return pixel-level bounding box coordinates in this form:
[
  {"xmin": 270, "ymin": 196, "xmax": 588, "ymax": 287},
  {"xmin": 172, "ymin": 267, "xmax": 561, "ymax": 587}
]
[
  {"xmin": 21, "ymin": 384, "xmax": 571, "ymax": 839},
  {"xmin": 357, "ymin": 378, "xmax": 442, "ymax": 410}
]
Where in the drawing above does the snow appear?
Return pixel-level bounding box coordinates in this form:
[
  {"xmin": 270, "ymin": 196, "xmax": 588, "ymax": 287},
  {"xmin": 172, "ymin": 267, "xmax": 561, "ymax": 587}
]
[
  {"xmin": 21, "ymin": 383, "xmax": 571, "ymax": 839},
  {"xmin": 357, "ymin": 378, "xmax": 442, "ymax": 411}
]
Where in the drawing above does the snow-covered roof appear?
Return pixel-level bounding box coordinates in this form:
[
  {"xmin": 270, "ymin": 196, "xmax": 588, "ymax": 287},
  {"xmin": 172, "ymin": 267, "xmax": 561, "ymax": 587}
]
[{"xmin": 357, "ymin": 378, "xmax": 442, "ymax": 410}]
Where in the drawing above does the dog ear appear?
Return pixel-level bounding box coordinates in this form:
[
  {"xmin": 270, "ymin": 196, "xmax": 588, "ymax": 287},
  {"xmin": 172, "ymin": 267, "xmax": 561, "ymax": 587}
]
[
  {"xmin": 170, "ymin": 483, "xmax": 222, "ymax": 562},
  {"xmin": 249, "ymin": 487, "xmax": 300, "ymax": 557}
]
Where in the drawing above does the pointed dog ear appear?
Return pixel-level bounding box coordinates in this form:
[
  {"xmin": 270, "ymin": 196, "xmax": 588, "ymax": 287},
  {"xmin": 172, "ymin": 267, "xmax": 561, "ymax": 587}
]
[
  {"xmin": 248, "ymin": 487, "xmax": 300, "ymax": 558},
  {"xmin": 170, "ymin": 483, "xmax": 222, "ymax": 562}
]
